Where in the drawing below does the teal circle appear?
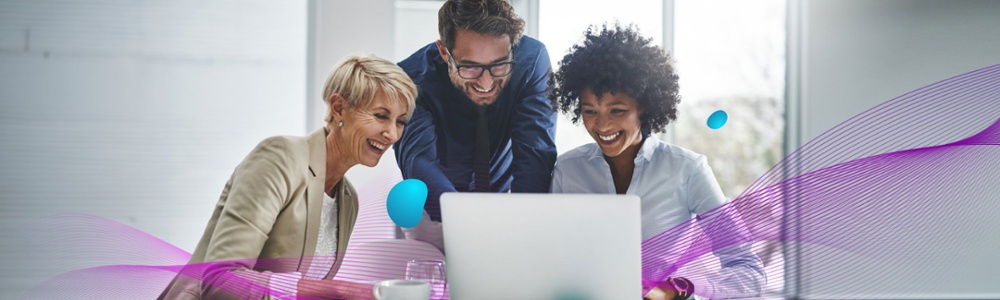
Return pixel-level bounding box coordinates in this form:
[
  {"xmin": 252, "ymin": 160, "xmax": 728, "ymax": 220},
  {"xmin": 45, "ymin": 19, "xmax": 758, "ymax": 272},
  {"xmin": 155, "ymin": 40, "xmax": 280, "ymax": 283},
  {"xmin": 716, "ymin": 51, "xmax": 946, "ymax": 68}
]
[
  {"xmin": 707, "ymin": 110, "xmax": 728, "ymax": 130},
  {"xmin": 386, "ymin": 179, "xmax": 428, "ymax": 228}
]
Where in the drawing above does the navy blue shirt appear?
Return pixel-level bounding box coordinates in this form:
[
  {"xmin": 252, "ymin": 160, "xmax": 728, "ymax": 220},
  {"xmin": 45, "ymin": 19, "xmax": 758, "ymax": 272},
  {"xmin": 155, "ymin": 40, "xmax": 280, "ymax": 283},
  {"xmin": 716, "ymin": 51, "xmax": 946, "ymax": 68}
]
[{"xmin": 395, "ymin": 37, "xmax": 557, "ymax": 221}]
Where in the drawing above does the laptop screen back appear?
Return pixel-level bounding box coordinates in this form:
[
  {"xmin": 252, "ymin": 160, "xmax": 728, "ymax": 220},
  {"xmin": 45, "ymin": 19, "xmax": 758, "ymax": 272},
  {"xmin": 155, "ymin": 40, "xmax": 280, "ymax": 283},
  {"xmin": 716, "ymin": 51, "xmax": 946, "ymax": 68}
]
[{"xmin": 441, "ymin": 193, "xmax": 642, "ymax": 300}]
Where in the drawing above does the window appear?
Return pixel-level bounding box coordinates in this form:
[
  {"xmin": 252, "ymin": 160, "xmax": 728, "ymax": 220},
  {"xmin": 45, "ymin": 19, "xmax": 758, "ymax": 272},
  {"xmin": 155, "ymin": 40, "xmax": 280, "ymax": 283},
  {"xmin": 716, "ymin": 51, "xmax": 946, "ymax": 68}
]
[
  {"xmin": 672, "ymin": 0, "xmax": 786, "ymax": 295},
  {"xmin": 672, "ymin": 0, "xmax": 785, "ymax": 201}
]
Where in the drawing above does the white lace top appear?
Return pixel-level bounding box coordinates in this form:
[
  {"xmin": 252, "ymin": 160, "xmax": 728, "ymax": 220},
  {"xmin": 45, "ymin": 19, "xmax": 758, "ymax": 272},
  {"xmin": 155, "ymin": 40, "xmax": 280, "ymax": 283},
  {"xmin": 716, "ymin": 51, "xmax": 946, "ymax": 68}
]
[
  {"xmin": 269, "ymin": 192, "xmax": 338, "ymax": 297},
  {"xmin": 305, "ymin": 192, "xmax": 339, "ymax": 279}
]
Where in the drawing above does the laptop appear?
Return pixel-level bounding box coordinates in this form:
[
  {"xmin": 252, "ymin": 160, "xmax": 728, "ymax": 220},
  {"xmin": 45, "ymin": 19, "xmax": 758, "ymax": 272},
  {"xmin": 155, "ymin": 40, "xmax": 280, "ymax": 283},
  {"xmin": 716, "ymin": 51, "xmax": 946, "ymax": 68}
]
[{"xmin": 440, "ymin": 193, "xmax": 642, "ymax": 300}]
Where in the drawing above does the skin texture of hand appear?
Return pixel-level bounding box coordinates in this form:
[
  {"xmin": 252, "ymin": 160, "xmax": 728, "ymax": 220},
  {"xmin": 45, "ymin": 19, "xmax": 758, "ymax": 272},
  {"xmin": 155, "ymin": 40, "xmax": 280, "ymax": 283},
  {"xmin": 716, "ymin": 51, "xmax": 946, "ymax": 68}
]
[
  {"xmin": 644, "ymin": 286, "xmax": 679, "ymax": 300},
  {"xmin": 297, "ymin": 279, "xmax": 374, "ymax": 300}
]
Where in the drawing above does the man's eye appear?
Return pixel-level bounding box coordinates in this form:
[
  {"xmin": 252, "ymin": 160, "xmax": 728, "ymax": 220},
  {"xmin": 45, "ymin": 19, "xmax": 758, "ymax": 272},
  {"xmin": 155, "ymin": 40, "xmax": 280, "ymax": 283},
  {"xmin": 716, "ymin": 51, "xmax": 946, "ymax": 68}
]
[
  {"xmin": 611, "ymin": 109, "xmax": 626, "ymax": 114},
  {"xmin": 583, "ymin": 110, "xmax": 597, "ymax": 115}
]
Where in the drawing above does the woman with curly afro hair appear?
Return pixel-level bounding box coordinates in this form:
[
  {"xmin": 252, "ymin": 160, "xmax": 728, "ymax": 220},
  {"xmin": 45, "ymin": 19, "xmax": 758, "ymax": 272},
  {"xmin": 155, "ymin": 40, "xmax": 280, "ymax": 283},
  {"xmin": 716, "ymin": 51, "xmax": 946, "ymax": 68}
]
[{"xmin": 549, "ymin": 23, "xmax": 765, "ymax": 300}]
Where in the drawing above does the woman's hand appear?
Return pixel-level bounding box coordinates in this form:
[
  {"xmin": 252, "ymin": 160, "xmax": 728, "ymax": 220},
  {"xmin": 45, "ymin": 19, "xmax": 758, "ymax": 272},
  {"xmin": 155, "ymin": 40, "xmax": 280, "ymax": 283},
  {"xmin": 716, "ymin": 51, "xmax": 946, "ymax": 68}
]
[
  {"xmin": 333, "ymin": 280, "xmax": 376, "ymax": 300},
  {"xmin": 643, "ymin": 286, "xmax": 678, "ymax": 300},
  {"xmin": 298, "ymin": 279, "xmax": 374, "ymax": 300}
]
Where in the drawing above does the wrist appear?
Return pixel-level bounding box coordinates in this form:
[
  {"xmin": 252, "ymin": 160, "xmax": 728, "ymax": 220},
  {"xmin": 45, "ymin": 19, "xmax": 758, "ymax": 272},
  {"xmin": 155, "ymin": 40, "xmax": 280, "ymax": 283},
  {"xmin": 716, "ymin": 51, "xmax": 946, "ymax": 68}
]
[{"xmin": 657, "ymin": 277, "xmax": 693, "ymax": 300}]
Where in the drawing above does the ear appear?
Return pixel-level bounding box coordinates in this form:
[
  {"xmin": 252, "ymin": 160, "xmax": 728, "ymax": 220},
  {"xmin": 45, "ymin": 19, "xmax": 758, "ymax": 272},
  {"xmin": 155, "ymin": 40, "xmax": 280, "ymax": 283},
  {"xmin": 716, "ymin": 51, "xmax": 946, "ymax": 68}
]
[
  {"xmin": 329, "ymin": 93, "xmax": 346, "ymax": 122},
  {"xmin": 436, "ymin": 40, "xmax": 450, "ymax": 65}
]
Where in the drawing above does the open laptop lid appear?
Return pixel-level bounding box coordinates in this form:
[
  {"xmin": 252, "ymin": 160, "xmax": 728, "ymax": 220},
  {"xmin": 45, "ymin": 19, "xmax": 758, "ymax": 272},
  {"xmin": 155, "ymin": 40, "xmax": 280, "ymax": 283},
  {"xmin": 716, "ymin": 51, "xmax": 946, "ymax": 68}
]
[{"xmin": 441, "ymin": 193, "xmax": 642, "ymax": 300}]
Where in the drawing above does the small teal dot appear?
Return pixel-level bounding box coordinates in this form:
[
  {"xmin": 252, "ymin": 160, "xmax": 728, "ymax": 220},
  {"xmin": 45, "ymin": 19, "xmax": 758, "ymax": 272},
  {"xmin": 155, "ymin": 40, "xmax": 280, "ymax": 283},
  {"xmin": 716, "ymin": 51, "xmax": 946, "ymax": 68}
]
[{"xmin": 707, "ymin": 110, "xmax": 728, "ymax": 130}]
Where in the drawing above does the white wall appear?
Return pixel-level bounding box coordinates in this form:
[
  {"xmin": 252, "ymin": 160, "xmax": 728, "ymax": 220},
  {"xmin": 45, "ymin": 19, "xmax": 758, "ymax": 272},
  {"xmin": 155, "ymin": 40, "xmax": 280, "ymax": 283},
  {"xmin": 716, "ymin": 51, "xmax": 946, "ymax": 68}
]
[
  {"xmin": 308, "ymin": 0, "xmax": 395, "ymax": 133},
  {"xmin": 0, "ymin": 0, "xmax": 307, "ymax": 297},
  {"xmin": 787, "ymin": 0, "xmax": 1000, "ymax": 298}
]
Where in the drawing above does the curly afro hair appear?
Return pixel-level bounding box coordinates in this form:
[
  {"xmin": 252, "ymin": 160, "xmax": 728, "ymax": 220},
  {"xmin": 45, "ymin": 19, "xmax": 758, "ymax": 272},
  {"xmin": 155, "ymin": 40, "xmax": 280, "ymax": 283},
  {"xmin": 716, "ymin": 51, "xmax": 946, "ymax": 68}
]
[{"xmin": 551, "ymin": 23, "xmax": 680, "ymax": 137}]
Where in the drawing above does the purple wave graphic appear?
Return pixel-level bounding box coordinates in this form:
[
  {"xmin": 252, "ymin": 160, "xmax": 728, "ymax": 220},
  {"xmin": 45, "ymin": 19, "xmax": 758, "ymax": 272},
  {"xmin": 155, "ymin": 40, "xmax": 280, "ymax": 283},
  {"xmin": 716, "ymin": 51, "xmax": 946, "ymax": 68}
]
[
  {"xmin": 17, "ymin": 172, "xmax": 445, "ymax": 299},
  {"xmin": 23, "ymin": 255, "xmax": 369, "ymax": 299},
  {"xmin": 642, "ymin": 64, "xmax": 1000, "ymax": 298},
  {"xmin": 13, "ymin": 65, "xmax": 1000, "ymax": 299}
]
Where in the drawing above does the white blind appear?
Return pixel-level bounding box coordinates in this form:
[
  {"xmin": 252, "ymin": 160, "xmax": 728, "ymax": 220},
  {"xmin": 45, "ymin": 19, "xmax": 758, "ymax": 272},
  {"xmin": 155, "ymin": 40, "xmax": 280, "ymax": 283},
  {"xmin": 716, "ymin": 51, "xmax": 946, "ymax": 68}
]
[{"xmin": 0, "ymin": 0, "xmax": 307, "ymax": 297}]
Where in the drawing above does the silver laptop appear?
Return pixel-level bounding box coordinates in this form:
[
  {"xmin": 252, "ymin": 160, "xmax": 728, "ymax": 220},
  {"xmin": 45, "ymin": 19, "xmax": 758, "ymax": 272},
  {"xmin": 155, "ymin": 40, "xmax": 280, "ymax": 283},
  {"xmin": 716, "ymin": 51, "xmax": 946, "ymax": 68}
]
[{"xmin": 440, "ymin": 193, "xmax": 642, "ymax": 300}]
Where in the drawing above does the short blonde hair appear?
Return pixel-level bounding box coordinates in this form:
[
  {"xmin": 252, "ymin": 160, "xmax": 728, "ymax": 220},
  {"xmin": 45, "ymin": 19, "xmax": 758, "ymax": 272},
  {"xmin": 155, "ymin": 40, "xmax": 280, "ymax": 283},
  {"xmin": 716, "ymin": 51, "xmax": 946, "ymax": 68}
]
[{"xmin": 322, "ymin": 54, "xmax": 418, "ymax": 122}]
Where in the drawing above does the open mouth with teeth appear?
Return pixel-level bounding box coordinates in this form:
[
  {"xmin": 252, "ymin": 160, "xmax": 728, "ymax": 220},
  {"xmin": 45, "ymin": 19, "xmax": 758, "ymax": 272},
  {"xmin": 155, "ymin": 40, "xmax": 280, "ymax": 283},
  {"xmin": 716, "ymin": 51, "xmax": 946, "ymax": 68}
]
[
  {"xmin": 472, "ymin": 84, "xmax": 496, "ymax": 95},
  {"xmin": 596, "ymin": 131, "xmax": 622, "ymax": 145},
  {"xmin": 368, "ymin": 139, "xmax": 388, "ymax": 154}
]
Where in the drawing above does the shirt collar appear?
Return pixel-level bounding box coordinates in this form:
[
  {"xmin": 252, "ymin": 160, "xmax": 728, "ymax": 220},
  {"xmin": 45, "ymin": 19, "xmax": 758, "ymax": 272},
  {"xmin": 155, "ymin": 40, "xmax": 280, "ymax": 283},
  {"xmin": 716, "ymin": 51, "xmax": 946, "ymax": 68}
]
[{"xmin": 635, "ymin": 136, "xmax": 658, "ymax": 164}]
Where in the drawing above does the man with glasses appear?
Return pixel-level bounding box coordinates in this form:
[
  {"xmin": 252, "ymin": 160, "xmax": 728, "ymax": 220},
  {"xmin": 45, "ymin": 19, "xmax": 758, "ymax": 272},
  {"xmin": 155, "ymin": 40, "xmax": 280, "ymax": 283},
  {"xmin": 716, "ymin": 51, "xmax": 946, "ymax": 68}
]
[{"xmin": 395, "ymin": 0, "xmax": 556, "ymax": 248}]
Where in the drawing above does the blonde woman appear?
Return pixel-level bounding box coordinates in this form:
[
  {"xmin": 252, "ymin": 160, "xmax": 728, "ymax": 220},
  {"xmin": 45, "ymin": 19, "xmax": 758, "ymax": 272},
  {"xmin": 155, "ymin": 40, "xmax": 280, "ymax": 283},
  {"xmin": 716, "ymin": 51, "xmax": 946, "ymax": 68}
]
[{"xmin": 159, "ymin": 54, "xmax": 417, "ymax": 300}]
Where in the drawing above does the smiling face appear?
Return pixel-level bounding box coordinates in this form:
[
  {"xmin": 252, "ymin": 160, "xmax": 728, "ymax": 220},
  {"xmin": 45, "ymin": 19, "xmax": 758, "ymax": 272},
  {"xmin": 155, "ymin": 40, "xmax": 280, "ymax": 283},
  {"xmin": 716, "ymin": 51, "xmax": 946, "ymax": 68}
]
[
  {"xmin": 335, "ymin": 89, "xmax": 409, "ymax": 167},
  {"xmin": 437, "ymin": 29, "xmax": 513, "ymax": 106},
  {"xmin": 580, "ymin": 88, "xmax": 644, "ymax": 158}
]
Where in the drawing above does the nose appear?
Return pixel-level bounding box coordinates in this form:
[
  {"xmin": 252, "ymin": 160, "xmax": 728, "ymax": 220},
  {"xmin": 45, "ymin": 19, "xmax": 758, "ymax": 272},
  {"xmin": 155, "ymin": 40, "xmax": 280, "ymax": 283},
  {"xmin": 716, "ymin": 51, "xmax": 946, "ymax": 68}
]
[
  {"xmin": 594, "ymin": 113, "xmax": 613, "ymax": 132},
  {"xmin": 384, "ymin": 122, "xmax": 400, "ymax": 143},
  {"xmin": 475, "ymin": 72, "xmax": 495, "ymax": 88}
]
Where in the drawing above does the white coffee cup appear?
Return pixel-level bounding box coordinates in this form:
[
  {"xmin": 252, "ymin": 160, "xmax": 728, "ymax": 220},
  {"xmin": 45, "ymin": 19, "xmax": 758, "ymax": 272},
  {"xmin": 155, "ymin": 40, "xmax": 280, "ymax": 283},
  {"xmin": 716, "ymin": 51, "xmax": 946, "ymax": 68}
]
[{"xmin": 372, "ymin": 279, "xmax": 431, "ymax": 300}]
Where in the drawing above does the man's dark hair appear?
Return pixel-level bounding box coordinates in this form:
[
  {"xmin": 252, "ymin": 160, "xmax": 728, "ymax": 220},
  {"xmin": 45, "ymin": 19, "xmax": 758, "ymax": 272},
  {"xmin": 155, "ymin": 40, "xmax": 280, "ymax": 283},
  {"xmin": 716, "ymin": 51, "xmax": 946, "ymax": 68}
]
[
  {"xmin": 438, "ymin": 0, "xmax": 525, "ymax": 50},
  {"xmin": 551, "ymin": 23, "xmax": 681, "ymax": 137}
]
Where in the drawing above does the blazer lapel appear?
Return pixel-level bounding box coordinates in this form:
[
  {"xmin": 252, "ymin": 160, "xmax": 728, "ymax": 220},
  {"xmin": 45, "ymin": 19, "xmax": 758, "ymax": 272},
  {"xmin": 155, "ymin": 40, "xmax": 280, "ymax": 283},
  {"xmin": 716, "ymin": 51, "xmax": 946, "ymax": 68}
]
[
  {"xmin": 326, "ymin": 177, "xmax": 358, "ymax": 279},
  {"xmin": 299, "ymin": 128, "xmax": 327, "ymax": 272}
]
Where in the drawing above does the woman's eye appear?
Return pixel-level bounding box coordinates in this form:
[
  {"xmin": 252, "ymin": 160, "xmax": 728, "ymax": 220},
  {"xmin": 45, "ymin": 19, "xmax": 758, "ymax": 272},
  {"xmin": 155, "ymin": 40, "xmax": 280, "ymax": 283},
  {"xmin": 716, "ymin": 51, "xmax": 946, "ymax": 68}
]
[
  {"xmin": 582, "ymin": 110, "xmax": 596, "ymax": 115},
  {"xmin": 375, "ymin": 113, "xmax": 389, "ymax": 120},
  {"xmin": 611, "ymin": 109, "xmax": 626, "ymax": 114},
  {"xmin": 396, "ymin": 120, "xmax": 407, "ymax": 126}
]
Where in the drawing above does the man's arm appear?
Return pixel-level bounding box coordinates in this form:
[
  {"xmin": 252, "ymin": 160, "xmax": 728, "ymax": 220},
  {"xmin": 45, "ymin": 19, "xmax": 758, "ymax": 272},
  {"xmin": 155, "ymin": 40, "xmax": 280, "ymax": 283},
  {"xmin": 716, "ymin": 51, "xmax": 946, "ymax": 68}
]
[
  {"xmin": 509, "ymin": 45, "xmax": 557, "ymax": 193},
  {"xmin": 395, "ymin": 97, "xmax": 457, "ymax": 222}
]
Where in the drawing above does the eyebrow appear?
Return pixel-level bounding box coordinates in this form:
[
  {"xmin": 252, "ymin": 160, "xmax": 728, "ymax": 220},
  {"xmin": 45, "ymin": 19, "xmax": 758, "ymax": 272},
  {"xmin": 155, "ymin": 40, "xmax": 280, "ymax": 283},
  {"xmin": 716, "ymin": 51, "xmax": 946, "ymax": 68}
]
[
  {"xmin": 456, "ymin": 52, "xmax": 512, "ymax": 65},
  {"xmin": 582, "ymin": 100, "xmax": 627, "ymax": 106},
  {"xmin": 373, "ymin": 105, "xmax": 408, "ymax": 119}
]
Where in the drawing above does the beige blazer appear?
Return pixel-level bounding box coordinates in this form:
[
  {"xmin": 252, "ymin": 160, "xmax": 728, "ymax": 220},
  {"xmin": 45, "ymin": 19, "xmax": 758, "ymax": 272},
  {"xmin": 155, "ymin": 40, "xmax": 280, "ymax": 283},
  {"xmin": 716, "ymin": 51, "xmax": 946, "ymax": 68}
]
[{"xmin": 159, "ymin": 128, "xmax": 359, "ymax": 299}]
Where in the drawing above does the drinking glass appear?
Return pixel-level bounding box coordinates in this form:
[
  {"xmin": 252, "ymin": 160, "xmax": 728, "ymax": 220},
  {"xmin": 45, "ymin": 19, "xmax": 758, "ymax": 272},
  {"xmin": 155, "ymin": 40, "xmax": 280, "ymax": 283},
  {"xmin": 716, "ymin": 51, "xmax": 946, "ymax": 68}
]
[{"xmin": 405, "ymin": 259, "xmax": 447, "ymax": 299}]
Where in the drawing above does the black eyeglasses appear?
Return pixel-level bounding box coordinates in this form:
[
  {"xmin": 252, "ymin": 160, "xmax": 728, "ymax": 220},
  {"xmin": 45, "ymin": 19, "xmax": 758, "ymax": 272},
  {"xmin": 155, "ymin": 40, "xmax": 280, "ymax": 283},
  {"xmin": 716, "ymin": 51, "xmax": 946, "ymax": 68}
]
[{"xmin": 445, "ymin": 47, "xmax": 515, "ymax": 79}]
